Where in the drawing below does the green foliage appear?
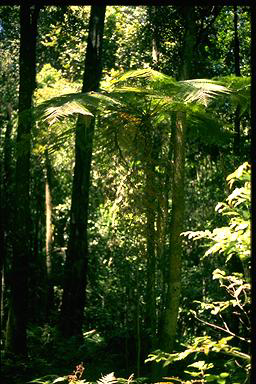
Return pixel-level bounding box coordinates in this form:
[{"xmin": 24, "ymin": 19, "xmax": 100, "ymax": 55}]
[
  {"xmin": 29, "ymin": 367, "xmax": 136, "ymax": 384},
  {"xmin": 37, "ymin": 64, "xmax": 62, "ymax": 88},
  {"xmin": 182, "ymin": 162, "xmax": 250, "ymax": 264},
  {"xmin": 35, "ymin": 68, "xmax": 232, "ymax": 147},
  {"xmin": 213, "ymin": 6, "xmax": 251, "ymax": 77},
  {"xmin": 146, "ymin": 163, "xmax": 251, "ymax": 383}
]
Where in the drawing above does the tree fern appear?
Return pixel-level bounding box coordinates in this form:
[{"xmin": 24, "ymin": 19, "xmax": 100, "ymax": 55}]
[
  {"xmin": 34, "ymin": 68, "xmax": 249, "ymax": 159},
  {"xmin": 108, "ymin": 68, "xmax": 231, "ymax": 106},
  {"xmin": 35, "ymin": 68, "xmax": 233, "ymax": 127}
]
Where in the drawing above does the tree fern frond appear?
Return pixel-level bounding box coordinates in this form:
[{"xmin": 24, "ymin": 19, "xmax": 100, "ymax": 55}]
[
  {"xmin": 110, "ymin": 69, "xmax": 230, "ymax": 107},
  {"xmin": 43, "ymin": 100, "xmax": 94, "ymax": 126},
  {"xmin": 110, "ymin": 86, "xmax": 156, "ymax": 95},
  {"xmin": 36, "ymin": 91, "xmax": 124, "ymax": 126},
  {"xmin": 110, "ymin": 67, "xmax": 174, "ymax": 85},
  {"xmin": 97, "ymin": 372, "xmax": 117, "ymax": 384},
  {"xmin": 213, "ymin": 75, "xmax": 251, "ymax": 115},
  {"xmin": 180, "ymin": 79, "xmax": 231, "ymax": 106},
  {"xmin": 186, "ymin": 108, "xmax": 231, "ymax": 146},
  {"xmin": 214, "ymin": 75, "xmax": 250, "ymax": 91}
]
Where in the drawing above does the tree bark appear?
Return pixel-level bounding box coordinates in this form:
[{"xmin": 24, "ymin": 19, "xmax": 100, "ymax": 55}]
[
  {"xmin": 144, "ymin": 123, "xmax": 163, "ymax": 354},
  {"xmin": 160, "ymin": 5, "xmax": 196, "ymax": 353},
  {"xmin": 29, "ymin": 165, "xmax": 47, "ymax": 324},
  {"xmin": 161, "ymin": 111, "xmax": 186, "ymax": 352},
  {"xmin": 5, "ymin": 4, "xmax": 39, "ymax": 356},
  {"xmin": 148, "ymin": 6, "xmax": 160, "ymax": 70},
  {"xmin": 1, "ymin": 104, "xmax": 13, "ymax": 340},
  {"xmin": 60, "ymin": 5, "xmax": 106, "ymax": 338},
  {"xmin": 145, "ymin": 159, "xmax": 157, "ymax": 350},
  {"xmin": 45, "ymin": 150, "xmax": 54, "ymax": 319}
]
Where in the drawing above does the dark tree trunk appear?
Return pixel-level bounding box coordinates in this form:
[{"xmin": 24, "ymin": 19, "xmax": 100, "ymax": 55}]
[
  {"xmin": 1, "ymin": 104, "xmax": 14, "ymax": 338},
  {"xmin": 29, "ymin": 164, "xmax": 47, "ymax": 324},
  {"xmin": 5, "ymin": 4, "xmax": 39, "ymax": 356},
  {"xmin": 233, "ymin": 5, "xmax": 241, "ymax": 158},
  {"xmin": 60, "ymin": 5, "xmax": 106, "ymax": 338}
]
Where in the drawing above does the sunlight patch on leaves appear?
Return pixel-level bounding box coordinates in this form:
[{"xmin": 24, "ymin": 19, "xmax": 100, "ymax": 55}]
[
  {"xmin": 43, "ymin": 101, "xmax": 94, "ymax": 126},
  {"xmin": 97, "ymin": 372, "xmax": 117, "ymax": 384}
]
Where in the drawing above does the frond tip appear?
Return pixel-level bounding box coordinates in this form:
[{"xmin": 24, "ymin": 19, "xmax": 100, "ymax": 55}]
[
  {"xmin": 43, "ymin": 101, "xmax": 94, "ymax": 126},
  {"xmin": 181, "ymin": 79, "xmax": 231, "ymax": 106}
]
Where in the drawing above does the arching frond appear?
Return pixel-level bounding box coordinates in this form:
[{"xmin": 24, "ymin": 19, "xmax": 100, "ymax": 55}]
[
  {"xmin": 214, "ymin": 75, "xmax": 251, "ymax": 116},
  {"xmin": 180, "ymin": 79, "xmax": 231, "ymax": 106},
  {"xmin": 109, "ymin": 68, "xmax": 231, "ymax": 107},
  {"xmin": 110, "ymin": 67, "xmax": 175, "ymax": 86},
  {"xmin": 35, "ymin": 90, "xmax": 124, "ymax": 125},
  {"xmin": 43, "ymin": 100, "xmax": 93, "ymax": 126},
  {"xmin": 186, "ymin": 107, "xmax": 232, "ymax": 146}
]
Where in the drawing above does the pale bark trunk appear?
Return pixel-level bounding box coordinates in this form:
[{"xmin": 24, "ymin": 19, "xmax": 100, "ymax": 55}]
[
  {"xmin": 145, "ymin": 161, "xmax": 157, "ymax": 349},
  {"xmin": 45, "ymin": 154, "xmax": 53, "ymax": 275},
  {"xmin": 161, "ymin": 111, "xmax": 186, "ymax": 352},
  {"xmin": 160, "ymin": 5, "xmax": 196, "ymax": 353},
  {"xmin": 45, "ymin": 150, "xmax": 54, "ymax": 318}
]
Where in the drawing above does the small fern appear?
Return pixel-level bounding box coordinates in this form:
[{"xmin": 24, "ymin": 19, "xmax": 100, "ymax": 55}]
[{"xmin": 97, "ymin": 373, "xmax": 117, "ymax": 384}]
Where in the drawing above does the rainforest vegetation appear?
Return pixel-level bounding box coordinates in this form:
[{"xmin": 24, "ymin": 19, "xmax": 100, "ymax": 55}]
[{"xmin": 0, "ymin": 4, "xmax": 251, "ymax": 384}]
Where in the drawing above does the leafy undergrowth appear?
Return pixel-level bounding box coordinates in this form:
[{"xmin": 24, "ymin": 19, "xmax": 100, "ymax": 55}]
[{"xmin": 1, "ymin": 326, "xmax": 144, "ymax": 384}]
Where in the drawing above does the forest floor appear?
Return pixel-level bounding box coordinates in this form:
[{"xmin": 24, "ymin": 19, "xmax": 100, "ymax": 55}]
[{"xmin": 1, "ymin": 329, "xmax": 151, "ymax": 384}]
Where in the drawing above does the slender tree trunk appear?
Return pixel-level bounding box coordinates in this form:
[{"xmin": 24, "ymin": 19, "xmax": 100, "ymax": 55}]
[
  {"xmin": 29, "ymin": 165, "xmax": 47, "ymax": 324},
  {"xmin": 161, "ymin": 111, "xmax": 186, "ymax": 352},
  {"xmin": 144, "ymin": 9, "xmax": 162, "ymax": 353},
  {"xmin": 160, "ymin": 5, "xmax": 196, "ymax": 353},
  {"xmin": 0, "ymin": 120, "xmax": 4, "ymax": 356},
  {"xmin": 144, "ymin": 125, "xmax": 163, "ymax": 354},
  {"xmin": 45, "ymin": 150, "xmax": 54, "ymax": 319},
  {"xmin": 233, "ymin": 5, "xmax": 241, "ymax": 158},
  {"xmin": 151, "ymin": 8, "xmax": 160, "ymax": 68},
  {"xmin": 5, "ymin": 4, "xmax": 39, "ymax": 356},
  {"xmin": 157, "ymin": 115, "xmax": 174, "ymax": 336},
  {"xmin": 1, "ymin": 104, "xmax": 13, "ymax": 339},
  {"xmin": 145, "ymin": 159, "xmax": 157, "ymax": 349},
  {"xmin": 60, "ymin": 5, "xmax": 106, "ymax": 338},
  {"xmin": 147, "ymin": 5, "xmax": 160, "ymax": 70}
]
